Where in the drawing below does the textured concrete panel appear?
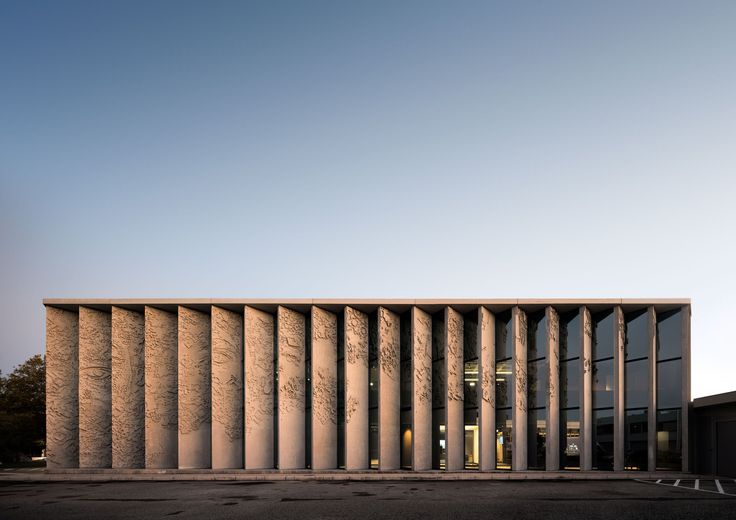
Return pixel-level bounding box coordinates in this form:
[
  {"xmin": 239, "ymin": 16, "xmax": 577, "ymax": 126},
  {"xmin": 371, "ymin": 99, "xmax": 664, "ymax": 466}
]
[
  {"xmin": 145, "ymin": 306, "xmax": 178, "ymax": 469},
  {"xmin": 378, "ymin": 307, "xmax": 400, "ymax": 470},
  {"xmin": 613, "ymin": 306, "xmax": 625, "ymax": 472},
  {"xmin": 546, "ymin": 307, "xmax": 560, "ymax": 471},
  {"xmin": 411, "ymin": 307, "xmax": 432, "ymax": 471},
  {"xmin": 46, "ymin": 307, "xmax": 79, "ymax": 469},
  {"xmin": 311, "ymin": 307, "xmax": 337, "ymax": 470},
  {"xmin": 79, "ymin": 306, "xmax": 112, "ymax": 468},
  {"xmin": 244, "ymin": 306, "xmax": 274, "ymax": 469},
  {"xmin": 178, "ymin": 306, "xmax": 211, "ymax": 469},
  {"xmin": 111, "ymin": 307, "xmax": 144, "ymax": 469},
  {"xmin": 277, "ymin": 306, "xmax": 306, "ymax": 469},
  {"xmin": 445, "ymin": 307, "xmax": 464, "ymax": 471},
  {"xmin": 512, "ymin": 307, "xmax": 527, "ymax": 471},
  {"xmin": 479, "ymin": 306, "xmax": 495, "ymax": 471},
  {"xmin": 581, "ymin": 307, "xmax": 592, "ymax": 471},
  {"xmin": 344, "ymin": 306, "xmax": 369, "ymax": 470},
  {"xmin": 211, "ymin": 306, "xmax": 243, "ymax": 469}
]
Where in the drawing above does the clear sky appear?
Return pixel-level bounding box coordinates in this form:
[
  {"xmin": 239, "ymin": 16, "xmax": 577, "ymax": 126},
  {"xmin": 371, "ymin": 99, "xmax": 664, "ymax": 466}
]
[{"xmin": 1, "ymin": 1, "xmax": 734, "ymax": 398}]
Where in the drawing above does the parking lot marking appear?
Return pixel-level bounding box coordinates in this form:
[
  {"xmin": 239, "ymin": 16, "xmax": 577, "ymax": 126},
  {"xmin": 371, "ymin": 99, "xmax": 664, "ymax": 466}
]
[
  {"xmin": 656, "ymin": 479, "xmax": 661, "ymax": 484},
  {"xmin": 695, "ymin": 479, "xmax": 700, "ymax": 490},
  {"xmin": 674, "ymin": 479, "xmax": 680, "ymax": 487},
  {"xmin": 716, "ymin": 480, "xmax": 724, "ymax": 494},
  {"xmin": 636, "ymin": 479, "xmax": 736, "ymax": 498}
]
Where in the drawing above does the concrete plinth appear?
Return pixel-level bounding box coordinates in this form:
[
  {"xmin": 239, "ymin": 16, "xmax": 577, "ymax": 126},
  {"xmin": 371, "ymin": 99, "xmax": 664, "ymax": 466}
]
[
  {"xmin": 79, "ymin": 306, "xmax": 112, "ymax": 468},
  {"xmin": 546, "ymin": 307, "xmax": 560, "ymax": 471},
  {"xmin": 445, "ymin": 307, "xmax": 464, "ymax": 471},
  {"xmin": 145, "ymin": 306, "xmax": 178, "ymax": 469},
  {"xmin": 512, "ymin": 307, "xmax": 527, "ymax": 471},
  {"xmin": 111, "ymin": 307, "xmax": 145, "ymax": 469},
  {"xmin": 46, "ymin": 307, "xmax": 79, "ymax": 469},
  {"xmin": 244, "ymin": 306, "xmax": 275, "ymax": 469},
  {"xmin": 277, "ymin": 306, "xmax": 306, "ymax": 469},
  {"xmin": 344, "ymin": 306, "xmax": 369, "ymax": 470},
  {"xmin": 211, "ymin": 306, "xmax": 243, "ymax": 469},
  {"xmin": 411, "ymin": 306, "xmax": 432, "ymax": 471},
  {"xmin": 479, "ymin": 306, "xmax": 495, "ymax": 471},
  {"xmin": 378, "ymin": 307, "xmax": 400, "ymax": 470},
  {"xmin": 311, "ymin": 307, "xmax": 338, "ymax": 470}
]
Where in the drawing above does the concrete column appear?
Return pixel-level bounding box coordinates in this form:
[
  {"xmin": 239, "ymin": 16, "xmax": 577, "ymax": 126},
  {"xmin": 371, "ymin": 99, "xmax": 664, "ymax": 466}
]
[
  {"xmin": 311, "ymin": 306, "xmax": 337, "ymax": 470},
  {"xmin": 244, "ymin": 306, "xmax": 274, "ymax": 469},
  {"xmin": 681, "ymin": 305, "xmax": 691, "ymax": 472},
  {"xmin": 546, "ymin": 306, "xmax": 560, "ymax": 471},
  {"xmin": 613, "ymin": 306, "xmax": 625, "ymax": 472},
  {"xmin": 111, "ymin": 306, "xmax": 144, "ymax": 469},
  {"xmin": 78, "ymin": 306, "xmax": 112, "ymax": 468},
  {"xmin": 178, "ymin": 306, "xmax": 211, "ymax": 469},
  {"xmin": 144, "ymin": 306, "xmax": 178, "ymax": 469},
  {"xmin": 411, "ymin": 306, "xmax": 432, "ymax": 471},
  {"xmin": 277, "ymin": 306, "xmax": 306, "ymax": 469},
  {"xmin": 46, "ymin": 307, "xmax": 79, "ymax": 468},
  {"xmin": 211, "ymin": 306, "xmax": 243, "ymax": 469},
  {"xmin": 344, "ymin": 306, "xmax": 369, "ymax": 470},
  {"xmin": 647, "ymin": 306, "xmax": 657, "ymax": 472},
  {"xmin": 378, "ymin": 306, "xmax": 400, "ymax": 470},
  {"xmin": 445, "ymin": 307, "xmax": 464, "ymax": 471},
  {"xmin": 580, "ymin": 307, "xmax": 593, "ymax": 471},
  {"xmin": 512, "ymin": 307, "xmax": 527, "ymax": 471},
  {"xmin": 478, "ymin": 306, "xmax": 495, "ymax": 471}
]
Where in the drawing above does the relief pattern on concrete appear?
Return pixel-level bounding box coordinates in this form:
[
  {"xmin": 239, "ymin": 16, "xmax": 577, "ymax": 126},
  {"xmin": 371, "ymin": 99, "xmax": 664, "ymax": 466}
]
[
  {"xmin": 46, "ymin": 307, "xmax": 79, "ymax": 468},
  {"xmin": 547, "ymin": 307, "xmax": 559, "ymax": 402},
  {"xmin": 312, "ymin": 307, "xmax": 337, "ymax": 426},
  {"xmin": 178, "ymin": 307, "xmax": 211, "ymax": 435},
  {"xmin": 79, "ymin": 307, "xmax": 112, "ymax": 467},
  {"xmin": 413, "ymin": 311, "xmax": 432, "ymax": 405},
  {"xmin": 278, "ymin": 307, "xmax": 305, "ymax": 416},
  {"xmin": 245, "ymin": 308, "xmax": 274, "ymax": 433},
  {"xmin": 515, "ymin": 310, "xmax": 528, "ymax": 413},
  {"xmin": 345, "ymin": 307, "xmax": 368, "ymax": 368},
  {"xmin": 480, "ymin": 309, "xmax": 494, "ymax": 406},
  {"xmin": 378, "ymin": 308, "xmax": 399, "ymax": 381},
  {"xmin": 617, "ymin": 308, "xmax": 625, "ymax": 353},
  {"xmin": 111, "ymin": 307, "xmax": 144, "ymax": 468},
  {"xmin": 583, "ymin": 308, "xmax": 592, "ymax": 375},
  {"xmin": 211, "ymin": 307, "xmax": 243, "ymax": 442},
  {"xmin": 447, "ymin": 308, "xmax": 464, "ymax": 402}
]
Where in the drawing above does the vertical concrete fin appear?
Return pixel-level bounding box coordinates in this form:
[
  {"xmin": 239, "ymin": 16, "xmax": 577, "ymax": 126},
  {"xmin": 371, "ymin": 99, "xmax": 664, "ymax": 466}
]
[
  {"xmin": 411, "ymin": 306, "xmax": 432, "ymax": 470},
  {"xmin": 613, "ymin": 306, "xmax": 625, "ymax": 472},
  {"xmin": 378, "ymin": 306, "xmax": 400, "ymax": 470},
  {"xmin": 277, "ymin": 306, "xmax": 306, "ymax": 469},
  {"xmin": 546, "ymin": 306, "xmax": 560, "ymax": 471},
  {"xmin": 177, "ymin": 306, "xmax": 211, "ymax": 469},
  {"xmin": 581, "ymin": 306, "xmax": 593, "ymax": 470},
  {"xmin": 244, "ymin": 306, "xmax": 275, "ymax": 469},
  {"xmin": 311, "ymin": 306, "xmax": 338, "ymax": 470},
  {"xmin": 681, "ymin": 304, "xmax": 691, "ymax": 472},
  {"xmin": 46, "ymin": 306, "xmax": 79, "ymax": 469},
  {"xmin": 512, "ymin": 307, "xmax": 528, "ymax": 471},
  {"xmin": 78, "ymin": 306, "xmax": 112, "ymax": 468},
  {"xmin": 445, "ymin": 307, "xmax": 464, "ymax": 471},
  {"xmin": 479, "ymin": 306, "xmax": 495, "ymax": 471},
  {"xmin": 647, "ymin": 306, "xmax": 657, "ymax": 472},
  {"xmin": 211, "ymin": 306, "xmax": 244, "ymax": 469},
  {"xmin": 144, "ymin": 306, "xmax": 178, "ymax": 469},
  {"xmin": 111, "ymin": 306, "xmax": 145, "ymax": 469},
  {"xmin": 344, "ymin": 306, "xmax": 369, "ymax": 470}
]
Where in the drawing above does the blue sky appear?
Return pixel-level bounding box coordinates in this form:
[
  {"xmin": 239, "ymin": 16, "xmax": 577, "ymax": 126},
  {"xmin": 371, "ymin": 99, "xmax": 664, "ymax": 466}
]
[{"xmin": 1, "ymin": 1, "xmax": 734, "ymax": 398}]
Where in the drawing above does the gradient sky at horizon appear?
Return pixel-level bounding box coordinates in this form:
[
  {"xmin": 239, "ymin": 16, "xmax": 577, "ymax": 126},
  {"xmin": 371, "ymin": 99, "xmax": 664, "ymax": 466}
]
[{"xmin": 1, "ymin": 1, "xmax": 735, "ymax": 398}]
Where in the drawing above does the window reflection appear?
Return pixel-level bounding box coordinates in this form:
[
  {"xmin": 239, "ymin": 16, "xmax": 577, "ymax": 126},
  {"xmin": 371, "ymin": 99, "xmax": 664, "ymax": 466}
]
[
  {"xmin": 560, "ymin": 409, "xmax": 580, "ymax": 470},
  {"xmin": 624, "ymin": 359, "xmax": 648, "ymax": 410},
  {"xmin": 593, "ymin": 311, "xmax": 614, "ymax": 361},
  {"xmin": 624, "ymin": 409, "xmax": 648, "ymax": 470},
  {"xmin": 592, "ymin": 409, "xmax": 614, "ymax": 470},
  {"xmin": 495, "ymin": 409, "xmax": 512, "ymax": 470},
  {"xmin": 656, "ymin": 409, "xmax": 681, "ymax": 470},
  {"xmin": 656, "ymin": 310, "xmax": 682, "ymax": 361},
  {"xmin": 592, "ymin": 359, "xmax": 614, "ymax": 409}
]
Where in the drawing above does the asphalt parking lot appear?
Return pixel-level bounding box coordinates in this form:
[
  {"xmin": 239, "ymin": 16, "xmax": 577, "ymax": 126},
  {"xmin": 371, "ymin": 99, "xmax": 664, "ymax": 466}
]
[{"xmin": 1, "ymin": 479, "xmax": 735, "ymax": 519}]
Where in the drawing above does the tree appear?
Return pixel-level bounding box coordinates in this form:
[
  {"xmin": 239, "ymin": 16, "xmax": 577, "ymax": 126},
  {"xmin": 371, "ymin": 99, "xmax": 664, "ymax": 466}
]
[{"xmin": 0, "ymin": 355, "xmax": 45, "ymax": 463}]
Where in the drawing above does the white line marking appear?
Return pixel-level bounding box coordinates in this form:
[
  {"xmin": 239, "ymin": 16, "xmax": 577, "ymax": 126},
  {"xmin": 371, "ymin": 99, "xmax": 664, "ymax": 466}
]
[
  {"xmin": 695, "ymin": 479, "xmax": 700, "ymax": 490},
  {"xmin": 674, "ymin": 479, "xmax": 680, "ymax": 487},
  {"xmin": 656, "ymin": 479, "xmax": 661, "ymax": 484},
  {"xmin": 716, "ymin": 480, "xmax": 724, "ymax": 494}
]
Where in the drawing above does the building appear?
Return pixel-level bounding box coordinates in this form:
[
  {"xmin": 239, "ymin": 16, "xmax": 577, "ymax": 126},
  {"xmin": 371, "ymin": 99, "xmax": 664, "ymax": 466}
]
[
  {"xmin": 44, "ymin": 299, "xmax": 690, "ymax": 472},
  {"xmin": 693, "ymin": 391, "xmax": 736, "ymax": 477}
]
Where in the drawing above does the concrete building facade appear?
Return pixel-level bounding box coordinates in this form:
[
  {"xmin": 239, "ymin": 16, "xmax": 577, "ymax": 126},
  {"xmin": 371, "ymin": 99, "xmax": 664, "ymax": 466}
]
[{"xmin": 44, "ymin": 299, "xmax": 690, "ymax": 473}]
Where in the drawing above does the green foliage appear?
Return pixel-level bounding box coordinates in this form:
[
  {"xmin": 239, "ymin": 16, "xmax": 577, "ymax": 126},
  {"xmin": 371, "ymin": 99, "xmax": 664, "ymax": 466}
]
[{"xmin": 0, "ymin": 354, "xmax": 45, "ymax": 463}]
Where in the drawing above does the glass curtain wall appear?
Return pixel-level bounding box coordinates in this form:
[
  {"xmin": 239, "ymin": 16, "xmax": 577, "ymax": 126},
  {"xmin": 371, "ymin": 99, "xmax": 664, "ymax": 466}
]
[
  {"xmin": 463, "ymin": 311, "xmax": 479, "ymax": 469},
  {"xmin": 559, "ymin": 310, "xmax": 581, "ymax": 470},
  {"xmin": 431, "ymin": 312, "xmax": 446, "ymax": 469},
  {"xmin": 368, "ymin": 313, "xmax": 379, "ymax": 469},
  {"xmin": 592, "ymin": 310, "xmax": 614, "ymax": 470},
  {"xmin": 527, "ymin": 311, "xmax": 547, "ymax": 470},
  {"xmin": 337, "ymin": 313, "xmax": 345, "ymax": 468},
  {"xmin": 305, "ymin": 318, "xmax": 312, "ymax": 469},
  {"xmin": 656, "ymin": 309, "xmax": 683, "ymax": 470},
  {"xmin": 624, "ymin": 309, "xmax": 649, "ymax": 471},
  {"xmin": 400, "ymin": 312, "xmax": 412, "ymax": 470},
  {"xmin": 495, "ymin": 311, "xmax": 513, "ymax": 469}
]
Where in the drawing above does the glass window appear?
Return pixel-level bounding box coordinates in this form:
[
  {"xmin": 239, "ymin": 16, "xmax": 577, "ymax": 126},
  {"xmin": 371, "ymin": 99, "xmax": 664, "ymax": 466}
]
[
  {"xmin": 495, "ymin": 409, "xmax": 512, "ymax": 470},
  {"xmin": 528, "ymin": 359, "xmax": 547, "ymax": 409},
  {"xmin": 657, "ymin": 359, "xmax": 682, "ymax": 410},
  {"xmin": 592, "ymin": 359, "xmax": 614, "ymax": 409},
  {"xmin": 527, "ymin": 409, "xmax": 546, "ymax": 470},
  {"xmin": 464, "ymin": 360, "xmax": 479, "ymax": 409},
  {"xmin": 593, "ymin": 311, "xmax": 614, "ymax": 360},
  {"xmin": 495, "ymin": 312, "xmax": 513, "ymax": 360},
  {"xmin": 625, "ymin": 359, "xmax": 648, "ymax": 410},
  {"xmin": 560, "ymin": 409, "xmax": 580, "ymax": 470},
  {"xmin": 369, "ymin": 407, "xmax": 379, "ymax": 468},
  {"xmin": 464, "ymin": 408, "xmax": 478, "ymax": 470},
  {"xmin": 592, "ymin": 409, "xmax": 614, "ymax": 470},
  {"xmin": 625, "ymin": 409, "xmax": 648, "ymax": 470},
  {"xmin": 432, "ymin": 414, "xmax": 445, "ymax": 470},
  {"xmin": 656, "ymin": 409, "xmax": 682, "ymax": 471},
  {"xmin": 527, "ymin": 312, "xmax": 547, "ymax": 361},
  {"xmin": 657, "ymin": 310, "xmax": 682, "ymax": 361},
  {"xmin": 560, "ymin": 311, "xmax": 580, "ymax": 360},
  {"xmin": 561, "ymin": 359, "xmax": 580, "ymax": 409},
  {"xmin": 625, "ymin": 310, "xmax": 649, "ymax": 360},
  {"xmin": 401, "ymin": 410, "xmax": 412, "ymax": 470},
  {"xmin": 495, "ymin": 360, "xmax": 513, "ymax": 409}
]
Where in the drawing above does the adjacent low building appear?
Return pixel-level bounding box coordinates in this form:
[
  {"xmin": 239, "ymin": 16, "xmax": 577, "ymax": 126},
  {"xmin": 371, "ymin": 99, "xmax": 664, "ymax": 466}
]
[{"xmin": 44, "ymin": 299, "xmax": 691, "ymax": 472}]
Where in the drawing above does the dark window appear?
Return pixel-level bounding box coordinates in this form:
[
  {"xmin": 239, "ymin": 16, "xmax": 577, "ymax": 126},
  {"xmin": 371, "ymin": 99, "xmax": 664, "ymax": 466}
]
[
  {"xmin": 560, "ymin": 408, "xmax": 580, "ymax": 470},
  {"xmin": 464, "ymin": 360, "xmax": 479, "ymax": 409},
  {"xmin": 625, "ymin": 310, "xmax": 649, "ymax": 361},
  {"xmin": 657, "ymin": 359, "xmax": 682, "ymax": 410},
  {"xmin": 527, "ymin": 408, "xmax": 546, "ymax": 470},
  {"xmin": 593, "ymin": 310, "xmax": 614, "ymax": 361},
  {"xmin": 656, "ymin": 309, "xmax": 683, "ymax": 361},
  {"xmin": 527, "ymin": 312, "xmax": 547, "ymax": 361},
  {"xmin": 495, "ymin": 360, "xmax": 513, "ymax": 408},
  {"xmin": 592, "ymin": 408, "xmax": 614, "ymax": 470},
  {"xmin": 656, "ymin": 409, "xmax": 682, "ymax": 471},
  {"xmin": 495, "ymin": 311, "xmax": 513, "ymax": 361},
  {"xmin": 528, "ymin": 359, "xmax": 547, "ymax": 410},
  {"xmin": 625, "ymin": 409, "xmax": 648, "ymax": 471},
  {"xmin": 431, "ymin": 312, "xmax": 446, "ymax": 469},
  {"xmin": 560, "ymin": 311, "xmax": 581, "ymax": 361},
  {"xmin": 592, "ymin": 359, "xmax": 614, "ymax": 409},
  {"xmin": 625, "ymin": 359, "xmax": 649, "ymax": 410},
  {"xmin": 560, "ymin": 359, "xmax": 580, "ymax": 409}
]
